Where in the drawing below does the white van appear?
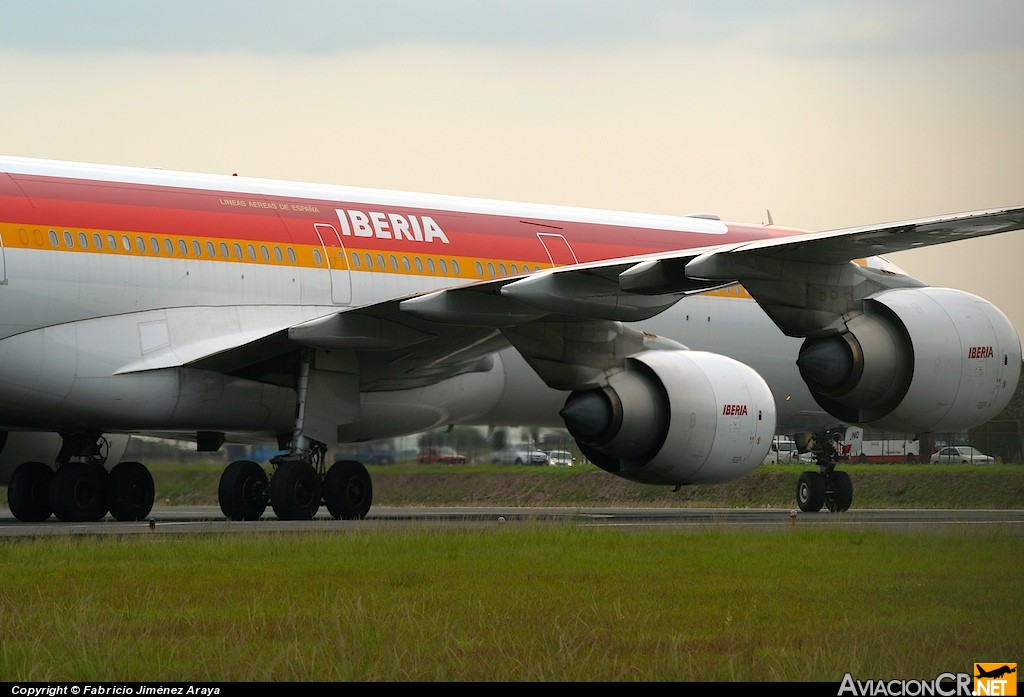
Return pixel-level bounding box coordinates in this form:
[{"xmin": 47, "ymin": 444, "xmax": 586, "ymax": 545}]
[{"xmin": 762, "ymin": 437, "xmax": 799, "ymax": 464}]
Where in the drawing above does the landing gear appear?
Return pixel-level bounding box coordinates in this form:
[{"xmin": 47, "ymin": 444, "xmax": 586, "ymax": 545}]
[
  {"xmin": 7, "ymin": 461, "xmax": 53, "ymax": 522},
  {"xmin": 215, "ymin": 348, "xmax": 374, "ymax": 521},
  {"xmin": 218, "ymin": 460, "xmax": 269, "ymax": 521},
  {"xmin": 6, "ymin": 452, "xmax": 158, "ymax": 523},
  {"xmin": 50, "ymin": 461, "xmax": 109, "ymax": 522},
  {"xmin": 269, "ymin": 460, "xmax": 322, "ymax": 521},
  {"xmin": 825, "ymin": 470, "xmax": 853, "ymax": 513},
  {"xmin": 108, "ymin": 461, "xmax": 155, "ymax": 521},
  {"xmin": 323, "ymin": 460, "xmax": 373, "ymax": 520},
  {"xmin": 796, "ymin": 471, "xmax": 825, "ymax": 512},
  {"xmin": 796, "ymin": 429, "xmax": 853, "ymax": 513}
]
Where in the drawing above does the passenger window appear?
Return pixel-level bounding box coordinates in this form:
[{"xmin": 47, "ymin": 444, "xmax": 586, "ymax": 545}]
[
  {"xmin": 136, "ymin": 236, "xmax": 145, "ymax": 253},
  {"xmin": 179, "ymin": 240, "xmax": 189, "ymax": 256},
  {"xmin": 78, "ymin": 232, "xmax": 88, "ymax": 249},
  {"xmin": 313, "ymin": 248, "xmax": 323, "ymax": 266},
  {"xmin": 92, "ymin": 233, "xmax": 103, "ymax": 249},
  {"xmin": 287, "ymin": 248, "xmax": 297, "ymax": 263},
  {"xmin": 122, "ymin": 235, "xmax": 132, "ymax": 252},
  {"xmin": 164, "ymin": 238, "xmax": 174, "ymax": 255},
  {"xmin": 487, "ymin": 262, "xmax": 495, "ymax": 277},
  {"xmin": 49, "ymin": 229, "xmax": 59, "ymax": 247},
  {"xmin": 402, "ymin": 256, "xmax": 411, "ymax": 272},
  {"xmin": 247, "ymin": 244, "xmax": 256, "ymax": 260},
  {"xmin": 107, "ymin": 234, "xmax": 118, "ymax": 250},
  {"xmin": 389, "ymin": 255, "xmax": 398, "ymax": 271},
  {"xmin": 232, "ymin": 243, "xmax": 243, "ymax": 260},
  {"xmin": 64, "ymin": 231, "xmax": 74, "ymax": 248},
  {"xmin": 260, "ymin": 245, "xmax": 270, "ymax": 262},
  {"xmin": 350, "ymin": 253, "xmax": 361, "ymax": 268},
  {"xmin": 475, "ymin": 261, "xmax": 483, "ymax": 277},
  {"xmin": 220, "ymin": 242, "xmax": 229, "ymax": 258},
  {"xmin": 414, "ymin": 257, "xmax": 424, "ymax": 273},
  {"xmin": 451, "ymin": 260, "xmax": 460, "ymax": 275},
  {"xmin": 150, "ymin": 237, "xmax": 160, "ymax": 254},
  {"xmin": 206, "ymin": 241, "xmax": 215, "ymax": 257},
  {"xmin": 192, "ymin": 240, "xmax": 202, "ymax": 257},
  {"xmin": 438, "ymin": 258, "xmax": 448, "ymax": 274},
  {"xmin": 499, "ymin": 263, "xmax": 507, "ymax": 277},
  {"xmin": 376, "ymin": 253, "xmax": 385, "ymax": 269},
  {"xmin": 274, "ymin": 246, "xmax": 283, "ymax": 262},
  {"xmin": 364, "ymin": 253, "xmax": 373, "ymax": 269}
]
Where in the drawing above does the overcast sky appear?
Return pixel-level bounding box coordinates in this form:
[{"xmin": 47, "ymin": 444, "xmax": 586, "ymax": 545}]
[{"xmin": 1, "ymin": 1, "xmax": 1022, "ymax": 331}]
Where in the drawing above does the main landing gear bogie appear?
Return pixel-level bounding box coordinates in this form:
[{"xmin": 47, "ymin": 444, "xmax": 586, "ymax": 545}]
[
  {"xmin": 216, "ymin": 458, "xmax": 373, "ymax": 522},
  {"xmin": 795, "ymin": 428, "xmax": 854, "ymax": 513},
  {"xmin": 7, "ymin": 458, "xmax": 156, "ymax": 523}
]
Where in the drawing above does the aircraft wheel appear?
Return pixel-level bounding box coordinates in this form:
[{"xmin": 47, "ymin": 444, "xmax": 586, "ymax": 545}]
[
  {"xmin": 50, "ymin": 462, "xmax": 109, "ymax": 522},
  {"xmin": 218, "ymin": 460, "xmax": 268, "ymax": 521},
  {"xmin": 796, "ymin": 471, "xmax": 825, "ymax": 512},
  {"xmin": 107, "ymin": 461, "xmax": 155, "ymax": 521},
  {"xmin": 323, "ymin": 460, "xmax": 373, "ymax": 520},
  {"xmin": 8, "ymin": 461, "xmax": 54, "ymax": 522},
  {"xmin": 270, "ymin": 461, "xmax": 322, "ymax": 521},
  {"xmin": 825, "ymin": 471, "xmax": 853, "ymax": 513}
]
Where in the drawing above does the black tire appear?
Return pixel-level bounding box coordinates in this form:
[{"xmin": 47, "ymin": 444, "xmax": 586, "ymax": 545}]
[
  {"xmin": 825, "ymin": 470, "xmax": 853, "ymax": 513},
  {"xmin": 50, "ymin": 462, "xmax": 109, "ymax": 522},
  {"xmin": 796, "ymin": 471, "xmax": 825, "ymax": 512},
  {"xmin": 323, "ymin": 460, "xmax": 373, "ymax": 520},
  {"xmin": 107, "ymin": 461, "xmax": 155, "ymax": 521},
  {"xmin": 270, "ymin": 461, "xmax": 322, "ymax": 521},
  {"xmin": 218, "ymin": 460, "xmax": 268, "ymax": 521},
  {"xmin": 8, "ymin": 461, "xmax": 53, "ymax": 522}
]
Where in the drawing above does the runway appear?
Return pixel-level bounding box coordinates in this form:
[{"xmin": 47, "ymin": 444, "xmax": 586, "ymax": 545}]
[{"xmin": 1, "ymin": 505, "xmax": 1022, "ymax": 536}]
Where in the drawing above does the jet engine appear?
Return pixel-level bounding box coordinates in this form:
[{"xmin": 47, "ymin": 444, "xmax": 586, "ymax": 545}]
[
  {"xmin": 796, "ymin": 287, "xmax": 1021, "ymax": 434},
  {"xmin": 559, "ymin": 350, "xmax": 776, "ymax": 486}
]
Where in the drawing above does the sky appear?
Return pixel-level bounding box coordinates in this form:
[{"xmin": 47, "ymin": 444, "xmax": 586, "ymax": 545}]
[{"xmin": 1, "ymin": 1, "xmax": 1022, "ymax": 331}]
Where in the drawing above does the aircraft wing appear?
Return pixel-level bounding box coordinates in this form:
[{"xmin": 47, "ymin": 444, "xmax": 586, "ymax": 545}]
[{"xmin": 177, "ymin": 205, "xmax": 1024, "ymax": 392}]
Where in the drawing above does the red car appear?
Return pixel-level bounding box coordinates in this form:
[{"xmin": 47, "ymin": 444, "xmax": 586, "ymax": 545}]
[{"xmin": 416, "ymin": 446, "xmax": 468, "ymax": 464}]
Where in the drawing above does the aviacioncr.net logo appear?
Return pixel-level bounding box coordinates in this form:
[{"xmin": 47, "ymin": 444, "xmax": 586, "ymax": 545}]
[{"xmin": 974, "ymin": 663, "xmax": 1017, "ymax": 696}]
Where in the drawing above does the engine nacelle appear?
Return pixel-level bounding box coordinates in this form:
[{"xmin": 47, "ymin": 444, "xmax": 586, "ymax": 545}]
[
  {"xmin": 796, "ymin": 288, "xmax": 1021, "ymax": 433},
  {"xmin": 560, "ymin": 350, "xmax": 776, "ymax": 485}
]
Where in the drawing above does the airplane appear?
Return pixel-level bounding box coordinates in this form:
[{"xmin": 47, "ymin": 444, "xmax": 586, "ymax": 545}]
[
  {"xmin": 0, "ymin": 155, "xmax": 1021, "ymax": 523},
  {"xmin": 976, "ymin": 665, "xmax": 1016, "ymax": 680}
]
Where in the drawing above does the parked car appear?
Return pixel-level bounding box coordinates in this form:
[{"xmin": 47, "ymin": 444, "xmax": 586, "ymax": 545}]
[
  {"xmin": 335, "ymin": 443, "xmax": 395, "ymax": 465},
  {"xmin": 546, "ymin": 450, "xmax": 574, "ymax": 466},
  {"xmin": 417, "ymin": 446, "xmax": 468, "ymax": 464},
  {"xmin": 762, "ymin": 438, "xmax": 800, "ymax": 464},
  {"xmin": 929, "ymin": 446, "xmax": 994, "ymax": 464},
  {"xmin": 491, "ymin": 444, "xmax": 548, "ymax": 465}
]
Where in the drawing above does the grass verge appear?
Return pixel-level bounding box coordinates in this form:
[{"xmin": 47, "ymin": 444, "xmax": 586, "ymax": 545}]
[{"xmin": 0, "ymin": 526, "xmax": 1020, "ymax": 682}]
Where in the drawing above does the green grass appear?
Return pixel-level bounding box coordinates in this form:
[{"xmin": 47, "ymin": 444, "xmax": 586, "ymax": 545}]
[{"xmin": 0, "ymin": 527, "xmax": 1020, "ymax": 681}]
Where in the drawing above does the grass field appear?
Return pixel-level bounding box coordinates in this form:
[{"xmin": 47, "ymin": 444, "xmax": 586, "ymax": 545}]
[
  {"xmin": 0, "ymin": 526, "xmax": 1021, "ymax": 682},
  {"xmin": 1, "ymin": 462, "xmax": 1021, "ymax": 682}
]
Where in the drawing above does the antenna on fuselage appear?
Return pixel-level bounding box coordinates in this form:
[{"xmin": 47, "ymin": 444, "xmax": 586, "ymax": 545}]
[{"xmin": 764, "ymin": 209, "xmax": 775, "ymax": 226}]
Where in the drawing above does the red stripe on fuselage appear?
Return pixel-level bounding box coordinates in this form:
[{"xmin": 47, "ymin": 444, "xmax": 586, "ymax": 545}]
[{"xmin": 3, "ymin": 170, "xmax": 805, "ymax": 264}]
